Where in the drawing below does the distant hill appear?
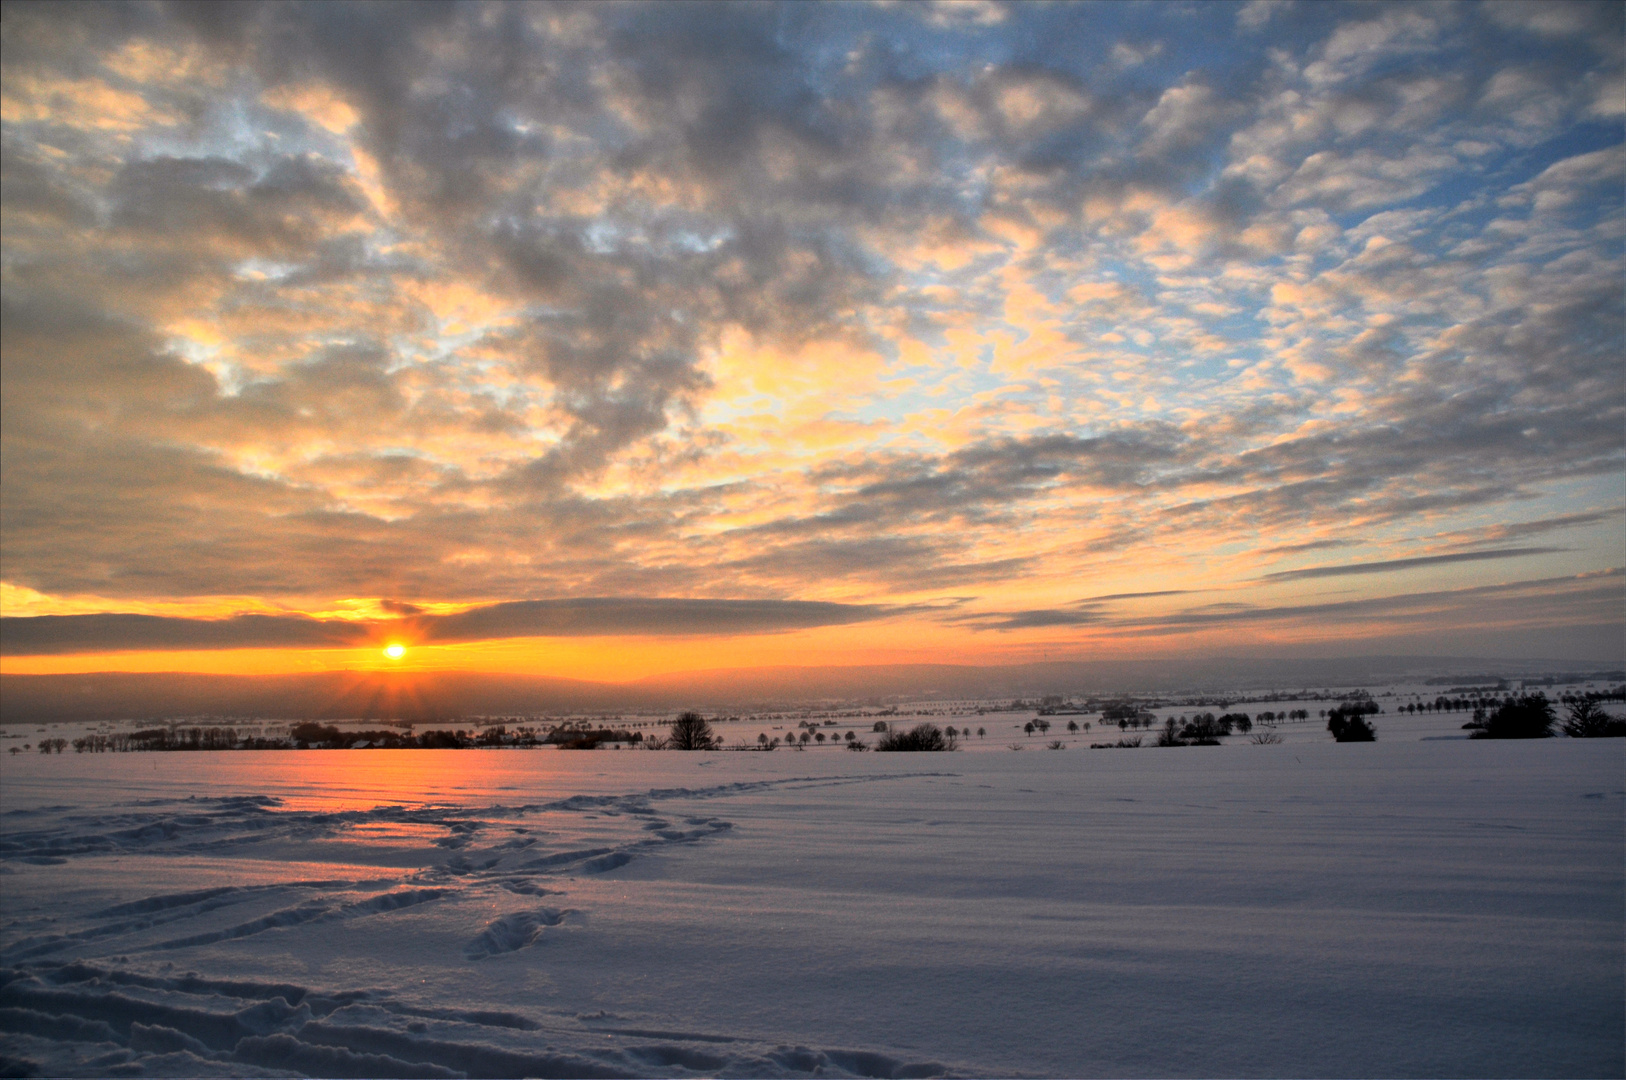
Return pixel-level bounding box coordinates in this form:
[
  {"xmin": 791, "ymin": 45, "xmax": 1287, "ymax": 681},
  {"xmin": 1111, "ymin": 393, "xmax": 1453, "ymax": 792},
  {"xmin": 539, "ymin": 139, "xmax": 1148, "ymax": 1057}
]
[
  {"xmin": 627, "ymin": 655, "xmax": 1621, "ymax": 707},
  {"xmin": 2, "ymin": 655, "xmax": 1618, "ymax": 723}
]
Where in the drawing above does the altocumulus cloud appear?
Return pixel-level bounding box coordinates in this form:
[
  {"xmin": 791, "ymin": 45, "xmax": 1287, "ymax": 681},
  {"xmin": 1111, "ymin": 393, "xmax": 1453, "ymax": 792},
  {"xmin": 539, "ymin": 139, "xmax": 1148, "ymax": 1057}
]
[{"xmin": 0, "ymin": 1, "xmax": 1620, "ymax": 656}]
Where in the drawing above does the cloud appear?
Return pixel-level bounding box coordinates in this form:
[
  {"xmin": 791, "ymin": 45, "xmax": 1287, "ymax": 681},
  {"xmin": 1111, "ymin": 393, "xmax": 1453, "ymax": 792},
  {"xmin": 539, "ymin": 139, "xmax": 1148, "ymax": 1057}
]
[
  {"xmin": 959, "ymin": 569, "xmax": 1624, "ymax": 640},
  {"xmin": 797, "ymin": 428, "xmax": 1193, "ymax": 525},
  {"xmin": 0, "ymin": 613, "xmax": 368, "ymax": 655},
  {"xmin": 1237, "ymin": 1, "xmax": 1292, "ymax": 32},
  {"xmin": 1257, "ymin": 547, "xmax": 1568, "ymax": 583},
  {"xmin": 1130, "ymin": 569, "xmax": 1626, "ymax": 637},
  {"xmin": 1432, "ymin": 508, "xmax": 1625, "ymax": 549},
  {"xmin": 1482, "ymin": 1, "xmax": 1623, "ymax": 42},
  {"xmin": 0, "ymin": 1, "xmax": 1619, "ymax": 666},
  {"xmin": 0, "ymin": 598, "xmax": 906, "ymax": 655},
  {"xmin": 408, "ymin": 597, "xmax": 904, "ymax": 642},
  {"xmin": 1260, "ymin": 539, "xmax": 1352, "ymax": 557},
  {"xmin": 948, "ymin": 589, "xmax": 1198, "ymax": 631},
  {"xmin": 956, "ymin": 608, "xmax": 1109, "ymax": 631},
  {"xmin": 1077, "ymin": 589, "xmax": 1195, "ymax": 602}
]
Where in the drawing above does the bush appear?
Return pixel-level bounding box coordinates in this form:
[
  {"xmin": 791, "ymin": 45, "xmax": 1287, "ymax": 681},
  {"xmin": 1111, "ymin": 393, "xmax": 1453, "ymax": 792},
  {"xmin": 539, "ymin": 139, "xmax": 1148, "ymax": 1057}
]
[
  {"xmin": 418, "ymin": 729, "xmax": 467, "ymax": 749},
  {"xmin": 1251, "ymin": 732, "xmax": 1283, "ymax": 745},
  {"xmin": 1561, "ymin": 699, "xmax": 1626, "ymax": 738},
  {"xmin": 1155, "ymin": 718, "xmax": 1186, "ymax": 747},
  {"xmin": 1326, "ymin": 707, "xmax": 1376, "ymax": 742},
  {"xmin": 668, "ymin": 711, "xmax": 718, "ymax": 750},
  {"xmin": 291, "ymin": 722, "xmax": 342, "ymax": 747},
  {"xmin": 872, "ymin": 720, "xmax": 889, "ymax": 732},
  {"xmin": 874, "ymin": 723, "xmax": 957, "ymax": 751},
  {"xmin": 545, "ymin": 725, "xmax": 636, "ymax": 750},
  {"xmin": 1472, "ymin": 694, "xmax": 1555, "ymax": 739}
]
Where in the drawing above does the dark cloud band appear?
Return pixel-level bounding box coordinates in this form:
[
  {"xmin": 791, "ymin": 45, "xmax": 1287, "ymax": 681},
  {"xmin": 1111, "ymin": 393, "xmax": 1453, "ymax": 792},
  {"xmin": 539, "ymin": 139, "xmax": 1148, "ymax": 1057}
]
[
  {"xmin": 958, "ymin": 570, "xmax": 1622, "ymax": 636},
  {"xmin": 0, "ymin": 599, "xmax": 901, "ymax": 655},
  {"xmin": 405, "ymin": 598, "xmax": 899, "ymax": 642},
  {"xmin": 1257, "ymin": 547, "xmax": 1567, "ymax": 583},
  {"xmin": 0, "ymin": 613, "xmax": 367, "ymax": 655}
]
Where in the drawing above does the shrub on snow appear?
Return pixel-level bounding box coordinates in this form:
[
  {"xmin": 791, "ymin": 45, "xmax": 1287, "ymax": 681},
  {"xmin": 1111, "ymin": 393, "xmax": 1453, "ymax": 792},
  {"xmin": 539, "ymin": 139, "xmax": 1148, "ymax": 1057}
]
[
  {"xmin": 1561, "ymin": 699, "xmax": 1626, "ymax": 738},
  {"xmin": 1326, "ymin": 706, "xmax": 1376, "ymax": 742},
  {"xmin": 1155, "ymin": 719, "xmax": 1186, "ymax": 747},
  {"xmin": 1469, "ymin": 694, "xmax": 1554, "ymax": 739}
]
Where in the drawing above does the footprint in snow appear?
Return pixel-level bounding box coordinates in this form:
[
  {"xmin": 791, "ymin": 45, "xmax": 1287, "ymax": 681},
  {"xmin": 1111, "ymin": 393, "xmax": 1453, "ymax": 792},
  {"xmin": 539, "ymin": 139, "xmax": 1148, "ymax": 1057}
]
[{"xmin": 464, "ymin": 908, "xmax": 570, "ymax": 959}]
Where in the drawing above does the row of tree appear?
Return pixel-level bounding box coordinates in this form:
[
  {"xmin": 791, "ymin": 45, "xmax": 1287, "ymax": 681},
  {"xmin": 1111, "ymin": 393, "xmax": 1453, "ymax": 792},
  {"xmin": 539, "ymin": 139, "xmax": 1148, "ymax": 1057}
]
[
  {"xmin": 26, "ymin": 694, "xmax": 1620, "ymax": 756},
  {"xmin": 67, "ymin": 728, "xmax": 278, "ymax": 752},
  {"xmin": 1400, "ymin": 695, "xmax": 1497, "ymax": 714},
  {"xmin": 49, "ymin": 721, "xmax": 647, "ymax": 753},
  {"xmin": 1153, "ymin": 712, "xmax": 1258, "ymax": 745}
]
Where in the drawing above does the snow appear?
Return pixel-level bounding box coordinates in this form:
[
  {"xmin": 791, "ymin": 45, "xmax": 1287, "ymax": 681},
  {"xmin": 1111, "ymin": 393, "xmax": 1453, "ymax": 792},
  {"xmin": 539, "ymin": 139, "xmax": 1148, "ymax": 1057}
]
[{"xmin": 1, "ymin": 721, "xmax": 1621, "ymax": 1077}]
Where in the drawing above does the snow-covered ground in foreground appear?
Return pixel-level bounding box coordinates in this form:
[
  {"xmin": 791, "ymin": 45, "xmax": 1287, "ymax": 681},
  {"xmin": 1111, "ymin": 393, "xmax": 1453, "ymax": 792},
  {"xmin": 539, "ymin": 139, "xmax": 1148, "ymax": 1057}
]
[{"xmin": 2, "ymin": 735, "xmax": 1621, "ymax": 1078}]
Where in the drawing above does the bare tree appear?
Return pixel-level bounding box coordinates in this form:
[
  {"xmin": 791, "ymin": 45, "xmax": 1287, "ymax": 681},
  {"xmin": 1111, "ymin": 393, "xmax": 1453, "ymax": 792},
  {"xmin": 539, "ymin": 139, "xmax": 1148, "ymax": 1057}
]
[
  {"xmin": 875, "ymin": 724, "xmax": 957, "ymax": 751},
  {"xmin": 668, "ymin": 711, "xmax": 717, "ymax": 750}
]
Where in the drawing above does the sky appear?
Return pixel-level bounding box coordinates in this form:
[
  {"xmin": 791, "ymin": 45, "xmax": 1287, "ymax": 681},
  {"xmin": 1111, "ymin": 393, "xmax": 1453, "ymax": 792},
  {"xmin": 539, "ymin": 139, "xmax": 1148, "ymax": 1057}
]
[{"xmin": 1, "ymin": 0, "xmax": 1622, "ymax": 681}]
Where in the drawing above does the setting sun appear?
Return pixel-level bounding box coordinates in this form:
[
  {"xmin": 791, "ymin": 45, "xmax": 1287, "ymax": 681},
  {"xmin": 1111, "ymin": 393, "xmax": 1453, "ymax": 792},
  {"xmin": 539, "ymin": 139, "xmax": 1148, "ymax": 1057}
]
[{"xmin": 384, "ymin": 644, "xmax": 406, "ymax": 659}]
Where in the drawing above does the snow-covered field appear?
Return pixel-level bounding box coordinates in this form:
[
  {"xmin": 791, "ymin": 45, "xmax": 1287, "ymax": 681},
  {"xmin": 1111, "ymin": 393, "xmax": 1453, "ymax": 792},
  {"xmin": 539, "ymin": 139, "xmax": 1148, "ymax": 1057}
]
[{"xmin": 2, "ymin": 725, "xmax": 1621, "ymax": 1077}]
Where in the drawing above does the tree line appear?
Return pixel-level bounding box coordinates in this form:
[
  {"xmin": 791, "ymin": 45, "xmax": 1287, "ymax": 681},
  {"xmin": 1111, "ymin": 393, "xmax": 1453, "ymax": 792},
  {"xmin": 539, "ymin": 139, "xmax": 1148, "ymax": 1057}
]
[{"xmin": 22, "ymin": 693, "xmax": 1619, "ymax": 756}]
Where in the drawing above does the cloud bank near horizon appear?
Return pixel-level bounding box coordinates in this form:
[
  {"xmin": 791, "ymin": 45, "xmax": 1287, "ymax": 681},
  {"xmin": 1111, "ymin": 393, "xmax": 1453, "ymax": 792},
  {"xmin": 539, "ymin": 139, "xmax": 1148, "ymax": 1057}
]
[
  {"xmin": 1, "ymin": 1, "xmax": 1621, "ymax": 664},
  {"xmin": 0, "ymin": 597, "xmax": 907, "ymax": 655}
]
